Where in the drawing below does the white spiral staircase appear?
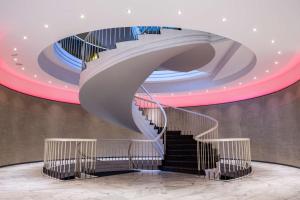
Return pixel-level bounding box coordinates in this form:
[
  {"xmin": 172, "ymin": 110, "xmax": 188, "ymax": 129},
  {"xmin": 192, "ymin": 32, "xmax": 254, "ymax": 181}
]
[{"xmin": 43, "ymin": 27, "xmax": 252, "ymax": 181}]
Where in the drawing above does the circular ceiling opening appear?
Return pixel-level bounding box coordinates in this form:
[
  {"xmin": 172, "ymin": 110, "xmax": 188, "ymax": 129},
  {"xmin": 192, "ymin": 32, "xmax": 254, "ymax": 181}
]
[{"xmin": 39, "ymin": 26, "xmax": 256, "ymax": 92}]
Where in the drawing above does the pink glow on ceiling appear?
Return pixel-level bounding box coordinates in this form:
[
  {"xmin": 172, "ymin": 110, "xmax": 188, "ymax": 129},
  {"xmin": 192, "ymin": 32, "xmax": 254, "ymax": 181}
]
[
  {"xmin": 0, "ymin": 53, "xmax": 300, "ymax": 106},
  {"xmin": 0, "ymin": 58, "xmax": 79, "ymax": 104},
  {"xmin": 156, "ymin": 53, "xmax": 300, "ymax": 107}
]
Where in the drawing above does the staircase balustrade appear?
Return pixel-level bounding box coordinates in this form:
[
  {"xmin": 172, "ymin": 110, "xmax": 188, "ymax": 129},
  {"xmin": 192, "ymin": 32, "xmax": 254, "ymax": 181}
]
[{"xmin": 44, "ymin": 26, "xmax": 252, "ymax": 181}]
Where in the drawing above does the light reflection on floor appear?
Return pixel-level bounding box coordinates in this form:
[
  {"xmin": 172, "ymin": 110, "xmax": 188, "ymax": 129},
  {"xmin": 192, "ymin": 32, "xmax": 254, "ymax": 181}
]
[{"xmin": 0, "ymin": 162, "xmax": 299, "ymax": 200}]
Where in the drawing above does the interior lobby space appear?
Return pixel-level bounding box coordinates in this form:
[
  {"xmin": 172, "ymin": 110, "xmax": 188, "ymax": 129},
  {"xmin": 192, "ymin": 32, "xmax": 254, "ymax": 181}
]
[{"xmin": 0, "ymin": 0, "xmax": 300, "ymax": 200}]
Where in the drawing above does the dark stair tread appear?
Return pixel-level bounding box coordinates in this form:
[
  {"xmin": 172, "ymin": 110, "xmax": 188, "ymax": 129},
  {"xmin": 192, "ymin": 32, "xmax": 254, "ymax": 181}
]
[
  {"xmin": 166, "ymin": 149, "xmax": 198, "ymax": 154},
  {"xmin": 164, "ymin": 160, "xmax": 197, "ymax": 164},
  {"xmin": 166, "ymin": 143, "xmax": 197, "ymax": 147},
  {"xmin": 166, "ymin": 131, "xmax": 182, "ymax": 135},
  {"xmin": 165, "ymin": 155, "xmax": 197, "ymax": 159},
  {"xmin": 159, "ymin": 165, "xmax": 204, "ymax": 175}
]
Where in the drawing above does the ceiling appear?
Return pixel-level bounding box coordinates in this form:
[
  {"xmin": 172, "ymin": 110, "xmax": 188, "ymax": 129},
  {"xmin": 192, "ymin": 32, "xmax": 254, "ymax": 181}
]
[{"xmin": 0, "ymin": 0, "xmax": 300, "ymax": 106}]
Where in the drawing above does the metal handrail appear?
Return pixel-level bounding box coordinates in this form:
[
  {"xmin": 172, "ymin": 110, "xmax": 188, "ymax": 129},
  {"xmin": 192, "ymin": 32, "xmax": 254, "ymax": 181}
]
[
  {"xmin": 77, "ymin": 26, "xmax": 250, "ymax": 179},
  {"xmin": 73, "ymin": 35, "xmax": 107, "ymax": 50},
  {"xmin": 135, "ymin": 94, "xmax": 218, "ymax": 141}
]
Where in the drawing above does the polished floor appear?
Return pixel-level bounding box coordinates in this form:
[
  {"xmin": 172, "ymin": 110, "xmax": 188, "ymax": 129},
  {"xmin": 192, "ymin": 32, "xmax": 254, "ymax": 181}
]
[{"xmin": 0, "ymin": 162, "xmax": 299, "ymax": 200}]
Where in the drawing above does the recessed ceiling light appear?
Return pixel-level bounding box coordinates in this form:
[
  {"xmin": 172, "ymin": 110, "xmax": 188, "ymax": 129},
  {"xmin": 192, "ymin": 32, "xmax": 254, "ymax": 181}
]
[
  {"xmin": 44, "ymin": 24, "xmax": 49, "ymax": 28},
  {"xmin": 252, "ymin": 28, "xmax": 257, "ymax": 32},
  {"xmin": 222, "ymin": 17, "xmax": 227, "ymax": 22},
  {"xmin": 223, "ymin": 86, "xmax": 227, "ymax": 89},
  {"xmin": 33, "ymin": 74, "xmax": 37, "ymax": 78},
  {"xmin": 265, "ymin": 69, "xmax": 270, "ymax": 73},
  {"xmin": 271, "ymin": 39, "xmax": 275, "ymax": 44},
  {"xmin": 206, "ymin": 89, "xmax": 209, "ymax": 93},
  {"xmin": 21, "ymin": 67, "xmax": 25, "ymax": 70},
  {"xmin": 177, "ymin": 10, "xmax": 182, "ymax": 15},
  {"xmin": 274, "ymin": 61, "xmax": 279, "ymax": 65},
  {"xmin": 239, "ymin": 82, "xmax": 243, "ymax": 85},
  {"xmin": 48, "ymin": 80, "xmax": 52, "ymax": 84},
  {"xmin": 13, "ymin": 48, "xmax": 17, "ymax": 51},
  {"xmin": 80, "ymin": 14, "xmax": 85, "ymax": 19},
  {"xmin": 277, "ymin": 51, "xmax": 282, "ymax": 55},
  {"xmin": 23, "ymin": 36, "xmax": 28, "ymax": 40},
  {"xmin": 171, "ymin": 93, "xmax": 174, "ymax": 96},
  {"xmin": 64, "ymin": 85, "xmax": 68, "ymax": 88},
  {"xmin": 127, "ymin": 9, "xmax": 132, "ymax": 14},
  {"xmin": 253, "ymin": 76, "xmax": 257, "ymax": 80},
  {"xmin": 188, "ymin": 92, "xmax": 192, "ymax": 95},
  {"xmin": 13, "ymin": 58, "xmax": 18, "ymax": 62}
]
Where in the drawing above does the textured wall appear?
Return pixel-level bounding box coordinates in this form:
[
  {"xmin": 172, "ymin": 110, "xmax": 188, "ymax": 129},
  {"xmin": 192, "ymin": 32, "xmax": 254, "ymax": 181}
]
[
  {"xmin": 185, "ymin": 81, "xmax": 300, "ymax": 167},
  {"xmin": 0, "ymin": 81, "xmax": 300, "ymax": 167},
  {"xmin": 0, "ymin": 86, "xmax": 140, "ymax": 167}
]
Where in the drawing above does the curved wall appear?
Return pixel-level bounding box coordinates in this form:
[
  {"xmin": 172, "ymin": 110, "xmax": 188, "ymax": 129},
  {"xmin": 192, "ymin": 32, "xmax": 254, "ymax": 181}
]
[
  {"xmin": 186, "ymin": 81, "xmax": 300, "ymax": 167},
  {"xmin": 0, "ymin": 81, "xmax": 299, "ymax": 167},
  {"xmin": 0, "ymin": 86, "xmax": 140, "ymax": 167}
]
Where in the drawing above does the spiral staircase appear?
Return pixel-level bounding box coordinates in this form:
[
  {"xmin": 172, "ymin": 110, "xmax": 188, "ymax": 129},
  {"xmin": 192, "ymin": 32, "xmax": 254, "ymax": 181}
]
[{"xmin": 43, "ymin": 27, "xmax": 252, "ymax": 181}]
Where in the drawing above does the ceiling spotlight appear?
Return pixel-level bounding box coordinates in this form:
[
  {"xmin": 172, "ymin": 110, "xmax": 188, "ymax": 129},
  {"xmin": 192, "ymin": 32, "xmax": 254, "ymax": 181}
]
[
  {"xmin": 274, "ymin": 61, "xmax": 279, "ymax": 65},
  {"xmin": 127, "ymin": 9, "xmax": 132, "ymax": 14},
  {"xmin": 265, "ymin": 69, "xmax": 270, "ymax": 73},
  {"xmin": 13, "ymin": 48, "xmax": 17, "ymax": 51},
  {"xmin": 48, "ymin": 80, "xmax": 52, "ymax": 84},
  {"xmin": 23, "ymin": 36, "xmax": 28, "ymax": 40},
  {"xmin": 188, "ymin": 92, "xmax": 192, "ymax": 95},
  {"xmin": 252, "ymin": 28, "xmax": 257, "ymax": 32},
  {"xmin": 222, "ymin": 17, "xmax": 227, "ymax": 22},
  {"xmin": 277, "ymin": 51, "xmax": 282, "ymax": 55},
  {"xmin": 177, "ymin": 10, "xmax": 182, "ymax": 15},
  {"xmin": 33, "ymin": 74, "xmax": 37, "ymax": 78},
  {"xmin": 80, "ymin": 14, "xmax": 85, "ymax": 19},
  {"xmin": 13, "ymin": 58, "xmax": 18, "ymax": 62},
  {"xmin": 21, "ymin": 67, "xmax": 25, "ymax": 71},
  {"xmin": 239, "ymin": 82, "xmax": 243, "ymax": 85},
  {"xmin": 171, "ymin": 93, "xmax": 174, "ymax": 96},
  {"xmin": 44, "ymin": 24, "xmax": 49, "ymax": 28},
  {"xmin": 253, "ymin": 76, "xmax": 257, "ymax": 80},
  {"xmin": 64, "ymin": 85, "xmax": 68, "ymax": 89},
  {"xmin": 223, "ymin": 86, "xmax": 227, "ymax": 89},
  {"xmin": 206, "ymin": 89, "xmax": 209, "ymax": 93},
  {"xmin": 271, "ymin": 39, "xmax": 275, "ymax": 44}
]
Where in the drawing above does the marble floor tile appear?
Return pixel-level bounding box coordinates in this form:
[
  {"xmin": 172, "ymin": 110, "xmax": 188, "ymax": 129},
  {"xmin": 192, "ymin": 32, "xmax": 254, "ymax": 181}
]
[{"xmin": 0, "ymin": 162, "xmax": 299, "ymax": 200}]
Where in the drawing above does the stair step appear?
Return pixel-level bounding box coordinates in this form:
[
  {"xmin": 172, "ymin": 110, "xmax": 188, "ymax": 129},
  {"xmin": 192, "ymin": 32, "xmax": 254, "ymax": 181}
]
[
  {"xmin": 163, "ymin": 160, "xmax": 198, "ymax": 168},
  {"xmin": 166, "ymin": 133, "xmax": 193, "ymax": 137},
  {"xmin": 166, "ymin": 149, "xmax": 197, "ymax": 155},
  {"xmin": 165, "ymin": 155, "xmax": 197, "ymax": 161},
  {"xmin": 167, "ymin": 138, "xmax": 195, "ymax": 144},
  {"xmin": 166, "ymin": 131, "xmax": 182, "ymax": 135},
  {"xmin": 167, "ymin": 143, "xmax": 197, "ymax": 147},
  {"xmin": 159, "ymin": 166, "xmax": 205, "ymax": 175}
]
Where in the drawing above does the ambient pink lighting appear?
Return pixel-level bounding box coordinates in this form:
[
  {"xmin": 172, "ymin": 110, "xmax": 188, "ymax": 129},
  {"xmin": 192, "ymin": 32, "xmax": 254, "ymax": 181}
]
[
  {"xmin": 0, "ymin": 54, "xmax": 300, "ymax": 106},
  {"xmin": 157, "ymin": 54, "xmax": 300, "ymax": 107},
  {"xmin": 0, "ymin": 59, "xmax": 79, "ymax": 104}
]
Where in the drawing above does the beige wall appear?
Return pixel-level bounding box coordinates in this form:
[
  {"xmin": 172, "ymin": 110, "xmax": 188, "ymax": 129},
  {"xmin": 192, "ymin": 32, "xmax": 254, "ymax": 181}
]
[
  {"xmin": 185, "ymin": 81, "xmax": 300, "ymax": 167},
  {"xmin": 0, "ymin": 81, "xmax": 299, "ymax": 167},
  {"xmin": 0, "ymin": 86, "xmax": 140, "ymax": 166}
]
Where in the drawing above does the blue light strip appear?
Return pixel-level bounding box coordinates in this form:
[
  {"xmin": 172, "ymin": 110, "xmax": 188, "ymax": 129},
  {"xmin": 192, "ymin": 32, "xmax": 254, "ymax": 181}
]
[
  {"xmin": 53, "ymin": 43, "xmax": 82, "ymax": 70},
  {"xmin": 146, "ymin": 70, "xmax": 208, "ymax": 82}
]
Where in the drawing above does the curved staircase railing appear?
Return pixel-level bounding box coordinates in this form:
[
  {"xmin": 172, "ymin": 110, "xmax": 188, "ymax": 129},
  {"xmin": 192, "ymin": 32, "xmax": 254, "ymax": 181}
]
[
  {"xmin": 136, "ymin": 94, "xmax": 252, "ymax": 180},
  {"xmin": 44, "ymin": 26, "xmax": 252, "ymax": 181},
  {"xmin": 95, "ymin": 85, "xmax": 168, "ymax": 170},
  {"xmin": 43, "ymin": 138, "xmax": 97, "ymax": 180}
]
